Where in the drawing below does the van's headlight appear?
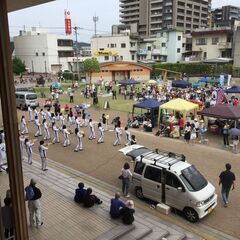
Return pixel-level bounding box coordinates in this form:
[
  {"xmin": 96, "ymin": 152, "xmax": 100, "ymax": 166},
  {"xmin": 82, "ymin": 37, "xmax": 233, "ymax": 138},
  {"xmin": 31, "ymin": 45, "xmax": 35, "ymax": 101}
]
[{"xmin": 196, "ymin": 201, "xmax": 205, "ymax": 207}]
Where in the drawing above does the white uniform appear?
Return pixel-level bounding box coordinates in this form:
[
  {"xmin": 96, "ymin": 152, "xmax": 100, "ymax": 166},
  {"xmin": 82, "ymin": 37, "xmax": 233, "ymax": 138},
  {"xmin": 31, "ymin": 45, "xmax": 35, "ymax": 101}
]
[
  {"xmin": 0, "ymin": 132, "xmax": 5, "ymax": 143},
  {"xmin": 75, "ymin": 117, "xmax": 81, "ymax": 130},
  {"xmin": 47, "ymin": 111, "xmax": 52, "ymax": 122},
  {"xmin": 21, "ymin": 118, "xmax": 28, "ymax": 134},
  {"xmin": 34, "ymin": 119, "xmax": 42, "ymax": 137},
  {"xmin": 75, "ymin": 132, "xmax": 83, "ymax": 151},
  {"xmin": 113, "ymin": 127, "xmax": 122, "ymax": 146},
  {"xmin": 26, "ymin": 141, "xmax": 34, "ymax": 164},
  {"xmin": 125, "ymin": 130, "xmax": 131, "ymax": 146},
  {"xmin": 39, "ymin": 144, "xmax": 48, "ymax": 171},
  {"xmin": 59, "ymin": 115, "xmax": 65, "ymax": 129},
  {"xmin": 19, "ymin": 136, "xmax": 25, "ymax": 160},
  {"xmin": 43, "ymin": 122, "xmax": 50, "ymax": 140},
  {"xmin": 0, "ymin": 142, "xmax": 6, "ymax": 168},
  {"xmin": 34, "ymin": 109, "xmax": 39, "ymax": 118},
  {"xmin": 51, "ymin": 116, "xmax": 56, "ymax": 129},
  {"xmin": 40, "ymin": 110, "xmax": 46, "ymax": 121},
  {"xmin": 89, "ymin": 122, "xmax": 96, "ymax": 139},
  {"xmin": 28, "ymin": 106, "xmax": 33, "ymax": 122},
  {"xmin": 52, "ymin": 125, "xmax": 60, "ymax": 143},
  {"xmin": 63, "ymin": 128, "xmax": 70, "ymax": 147},
  {"xmin": 97, "ymin": 126, "xmax": 104, "ymax": 143}
]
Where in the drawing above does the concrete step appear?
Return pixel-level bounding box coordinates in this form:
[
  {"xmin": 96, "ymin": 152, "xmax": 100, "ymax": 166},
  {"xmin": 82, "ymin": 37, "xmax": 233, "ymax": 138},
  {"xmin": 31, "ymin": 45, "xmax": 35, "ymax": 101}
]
[
  {"xmin": 96, "ymin": 224, "xmax": 135, "ymax": 240},
  {"xmin": 118, "ymin": 222, "xmax": 152, "ymax": 240},
  {"xmin": 141, "ymin": 226, "xmax": 169, "ymax": 240}
]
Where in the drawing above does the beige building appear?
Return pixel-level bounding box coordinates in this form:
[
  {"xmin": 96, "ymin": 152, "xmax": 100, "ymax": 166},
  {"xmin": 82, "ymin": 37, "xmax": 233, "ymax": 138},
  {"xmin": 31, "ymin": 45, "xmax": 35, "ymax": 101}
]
[
  {"xmin": 191, "ymin": 27, "xmax": 233, "ymax": 61},
  {"xmin": 120, "ymin": 0, "xmax": 211, "ymax": 37}
]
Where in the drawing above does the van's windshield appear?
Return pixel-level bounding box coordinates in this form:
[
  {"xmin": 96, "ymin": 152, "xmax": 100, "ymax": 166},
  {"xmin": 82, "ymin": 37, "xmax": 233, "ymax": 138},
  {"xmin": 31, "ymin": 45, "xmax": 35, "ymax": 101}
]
[
  {"xmin": 26, "ymin": 94, "xmax": 37, "ymax": 100},
  {"xmin": 180, "ymin": 165, "xmax": 208, "ymax": 192}
]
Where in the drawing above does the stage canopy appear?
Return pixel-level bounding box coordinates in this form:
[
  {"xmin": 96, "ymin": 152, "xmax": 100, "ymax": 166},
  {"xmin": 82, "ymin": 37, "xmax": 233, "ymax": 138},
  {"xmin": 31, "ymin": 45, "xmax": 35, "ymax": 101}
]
[
  {"xmin": 225, "ymin": 86, "xmax": 240, "ymax": 94},
  {"xmin": 172, "ymin": 80, "xmax": 190, "ymax": 88},
  {"xmin": 119, "ymin": 79, "xmax": 140, "ymax": 85}
]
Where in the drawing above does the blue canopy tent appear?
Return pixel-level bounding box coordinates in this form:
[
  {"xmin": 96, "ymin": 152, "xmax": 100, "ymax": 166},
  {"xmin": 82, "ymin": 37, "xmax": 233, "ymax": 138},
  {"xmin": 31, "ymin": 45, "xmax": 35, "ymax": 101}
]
[
  {"xmin": 172, "ymin": 80, "xmax": 190, "ymax": 88},
  {"xmin": 225, "ymin": 86, "xmax": 240, "ymax": 94},
  {"xmin": 198, "ymin": 77, "xmax": 209, "ymax": 83},
  {"xmin": 119, "ymin": 79, "xmax": 140, "ymax": 85},
  {"xmin": 133, "ymin": 99, "xmax": 162, "ymax": 127}
]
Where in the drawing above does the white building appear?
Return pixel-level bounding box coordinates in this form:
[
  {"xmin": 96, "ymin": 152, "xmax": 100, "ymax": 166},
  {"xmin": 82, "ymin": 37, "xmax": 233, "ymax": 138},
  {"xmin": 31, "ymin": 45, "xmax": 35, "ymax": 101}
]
[
  {"xmin": 91, "ymin": 27, "xmax": 185, "ymax": 64},
  {"xmin": 138, "ymin": 29, "xmax": 185, "ymax": 63},
  {"xmin": 13, "ymin": 27, "xmax": 74, "ymax": 74},
  {"xmin": 91, "ymin": 31, "xmax": 138, "ymax": 63}
]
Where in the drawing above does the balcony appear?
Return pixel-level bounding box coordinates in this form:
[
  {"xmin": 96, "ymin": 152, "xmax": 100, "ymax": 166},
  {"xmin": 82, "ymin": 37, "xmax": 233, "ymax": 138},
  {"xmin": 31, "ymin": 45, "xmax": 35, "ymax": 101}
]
[{"xmin": 217, "ymin": 42, "xmax": 232, "ymax": 49}]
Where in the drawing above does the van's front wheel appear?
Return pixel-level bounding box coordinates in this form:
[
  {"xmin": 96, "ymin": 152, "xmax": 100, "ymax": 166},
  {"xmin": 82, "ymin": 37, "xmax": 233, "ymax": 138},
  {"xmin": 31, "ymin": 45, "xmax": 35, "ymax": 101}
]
[
  {"xmin": 135, "ymin": 187, "xmax": 144, "ymax": 199},
  {"xmin": 183, "ymin": 207, "xmax": 199, "ymax": 223}
]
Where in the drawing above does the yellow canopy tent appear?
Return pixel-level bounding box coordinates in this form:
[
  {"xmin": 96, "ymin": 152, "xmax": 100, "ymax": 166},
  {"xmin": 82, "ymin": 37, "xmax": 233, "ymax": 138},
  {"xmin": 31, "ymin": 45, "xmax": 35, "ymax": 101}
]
[{"xmin": 159, "ymin": 98, "xmax": 199, "ymax": 125}]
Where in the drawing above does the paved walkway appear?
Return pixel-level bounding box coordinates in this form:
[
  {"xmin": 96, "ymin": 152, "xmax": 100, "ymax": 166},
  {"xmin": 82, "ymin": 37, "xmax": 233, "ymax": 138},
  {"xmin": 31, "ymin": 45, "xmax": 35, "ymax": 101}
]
[{"xmin": 1, "ymin": 154, "xmax": 238, "ymax": 240}]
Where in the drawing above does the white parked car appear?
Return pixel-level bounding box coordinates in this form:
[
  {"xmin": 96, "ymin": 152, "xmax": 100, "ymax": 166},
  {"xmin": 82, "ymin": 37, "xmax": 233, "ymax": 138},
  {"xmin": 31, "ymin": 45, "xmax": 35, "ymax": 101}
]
[{"xmin": 119, "ymin": 145, "xmax": 217, "ymax": 222}]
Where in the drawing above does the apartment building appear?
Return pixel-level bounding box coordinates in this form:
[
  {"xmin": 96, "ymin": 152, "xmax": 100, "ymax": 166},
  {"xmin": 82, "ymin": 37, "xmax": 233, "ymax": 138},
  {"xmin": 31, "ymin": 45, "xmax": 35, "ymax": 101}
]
[
  {"xmin": 14, "ymin": 27, "xmax": 74, "ymax": 73},
  {"xmin": 191, "ymin": 27, "xmax": 233, "ymax": 61},
  {"xmin": 120, "ymin": 0, "xmax": 211, "ymax": 37},
  {"xmin": 212, "ymin": 5, "xmax": 240, "ymax": 27}
]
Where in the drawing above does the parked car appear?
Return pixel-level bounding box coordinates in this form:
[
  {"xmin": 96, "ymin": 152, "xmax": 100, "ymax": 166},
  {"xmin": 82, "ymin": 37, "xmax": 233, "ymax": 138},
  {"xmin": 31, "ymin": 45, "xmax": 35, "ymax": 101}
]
[
  {"xmin": 15, "ymin": 91, "xmax": 39, "ymax": 110},
  {"xmin": 119, "ymin": 145, "xmax": 217, "ymax": 223}
]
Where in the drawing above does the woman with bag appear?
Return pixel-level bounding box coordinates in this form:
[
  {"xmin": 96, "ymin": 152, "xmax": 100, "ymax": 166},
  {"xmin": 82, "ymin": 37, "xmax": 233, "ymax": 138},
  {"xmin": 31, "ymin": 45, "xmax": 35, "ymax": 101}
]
[{"xmin": 120, "ymin": 163, "xmax": 132, "ymax": 197}]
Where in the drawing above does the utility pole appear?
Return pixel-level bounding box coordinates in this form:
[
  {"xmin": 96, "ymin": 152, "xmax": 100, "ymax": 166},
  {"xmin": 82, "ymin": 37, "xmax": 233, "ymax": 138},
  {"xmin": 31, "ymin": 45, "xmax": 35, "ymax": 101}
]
[
  {"xmin": 93, "ymin": 14, "xmax": 99, "ymax": 37},
  {"xmin": 74, "ymin": 26, "xmax": 80, "ymax": 81}
]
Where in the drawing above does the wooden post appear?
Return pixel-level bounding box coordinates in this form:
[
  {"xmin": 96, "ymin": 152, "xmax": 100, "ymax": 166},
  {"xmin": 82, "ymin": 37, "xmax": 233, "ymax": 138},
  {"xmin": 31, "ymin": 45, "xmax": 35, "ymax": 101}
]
[{"xmin": 0, "ymin": 0, "xmax": 29, "ymax": 239}]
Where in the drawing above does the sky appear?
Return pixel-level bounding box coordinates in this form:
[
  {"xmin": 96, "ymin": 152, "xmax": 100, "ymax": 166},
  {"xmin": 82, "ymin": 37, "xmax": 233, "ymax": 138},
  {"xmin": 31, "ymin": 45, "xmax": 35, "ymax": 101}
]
[{"xmin": 8, "ymin": 0, "xmax": 240, "ymax": 43}]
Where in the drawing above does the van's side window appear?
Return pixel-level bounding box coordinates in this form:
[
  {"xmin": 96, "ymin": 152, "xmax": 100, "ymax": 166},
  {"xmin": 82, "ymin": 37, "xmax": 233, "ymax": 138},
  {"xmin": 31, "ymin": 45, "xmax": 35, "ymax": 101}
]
[
  {"xmin": 166, "ymin": 172, "xmax": 183, "ymax": 188},
  {"xmin": 134, "ymin": 162, "xmax": 145, "ymax": 175},
  {"xmin": 15, "ymin": 94, "xmax": 18, "ymax": 98},
  {"xmin": 144, "ymin": 166, "xmax": 161, "ymax": 183},
  {"xmin": 19, "ymin": 95, "xmax": 24, "ymax": 99}
]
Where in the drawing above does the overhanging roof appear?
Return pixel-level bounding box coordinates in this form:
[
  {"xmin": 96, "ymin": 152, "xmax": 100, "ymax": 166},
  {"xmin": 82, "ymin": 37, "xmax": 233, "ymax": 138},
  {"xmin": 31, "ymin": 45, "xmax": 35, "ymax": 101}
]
[{"xmin": 7, "ymin": 0, "xmax": 55, "ymax": 12}]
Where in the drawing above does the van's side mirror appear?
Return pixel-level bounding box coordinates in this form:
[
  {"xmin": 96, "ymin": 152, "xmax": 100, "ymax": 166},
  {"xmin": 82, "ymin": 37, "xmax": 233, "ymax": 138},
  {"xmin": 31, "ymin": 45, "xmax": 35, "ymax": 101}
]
[{"xmin": 177, "ymin": 187, "xmax": 185, "ymax": 192}]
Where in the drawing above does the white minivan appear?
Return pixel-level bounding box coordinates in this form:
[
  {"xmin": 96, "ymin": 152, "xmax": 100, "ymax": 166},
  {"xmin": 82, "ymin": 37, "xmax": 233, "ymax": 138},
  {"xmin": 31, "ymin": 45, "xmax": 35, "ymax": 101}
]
[
  {"xmin": 15, "ymin": 91, "xmax": 39, "ymax": 110},
  {"xmin": 119, "ymin": 145, "xmax": 217, "ymax": 223}
]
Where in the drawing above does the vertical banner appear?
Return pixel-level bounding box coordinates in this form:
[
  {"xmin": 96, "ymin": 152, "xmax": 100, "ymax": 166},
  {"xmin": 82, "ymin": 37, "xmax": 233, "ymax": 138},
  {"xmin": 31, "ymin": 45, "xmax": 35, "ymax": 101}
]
[
  {"xmin": 227, "ymin": 74, "xmax": 232, "ymax": 86},
  {"xmin": 65, "ymin": 10, "xmax": 72, "ymax": 35},
  {"xmin": 219, "ymin": 74, "xmax": 224, "ymax": 86},
  {"xmin": 167, "ymin": 80, "xmax": 172, "ymax": 92}
]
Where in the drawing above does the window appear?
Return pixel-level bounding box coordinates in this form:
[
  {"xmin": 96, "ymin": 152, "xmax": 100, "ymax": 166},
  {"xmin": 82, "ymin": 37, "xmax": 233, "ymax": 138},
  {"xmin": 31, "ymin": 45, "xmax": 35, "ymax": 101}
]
[
  {"xmin": 121, "ymin": 43, "xmax": 126, "ymax": 48},
  {"xmin": 35, "ymin": 52, "xmax": 38, "ymax": 56},
  {"xmin": 182, "ymin": 43, "xmax": 185, "ymax": 48},
  {"xmin": 212, "ymin": 37, "xmax": 219, "ymax": 45},
  {"xmin": 99, "ymin": 48, "xmax": 104, "ymax": 51},
  {"xmin": 196, "ymin": 38, "xmax": 207, "ymax": 45},
  {"xmin": 147, "ymin": 46, "xmax": 151, "ymax": 51},
  {"xmin": 162, "ymin": 43, "xmax": 166, "ymax": 47},
  {"xmin": 58, "ymin": 51, "xmax": 74, "ymax": 57},
  {"xmin": 104, "ymin": 56, "xmax": 109, "ymax": 61},
  {"xmin": 177, "ymin": 48, "xmax": 181, "ymax": 53},
  {"xmin": 203, "ymin": 52, "xmax": 207, "ymax": 59},
  {"xmin": 166, "ymin": 172, "xmax": 183, "ymax": 188},
  {"xmin": 144, "ymin": 166, "xmax": 161, "ymax": 183},
  {"xmin": 120, "ymin": 56, "xmax": 123, "ymax": 61},
  {"xmin": 131, "ymin": 55, "xmax": 135, "ymax": 61},
  {"xmin": 178, "ymin": 36, "xmax": 181, "ymax": 41},
  {"xmin": 57, "ymin": 39, "xmax": 73, "ymax": 47},
  {"xmin": 134, "ymin": 162, "xmax": 145, "ymax": 175},
  {"xmin": 19, "ymin": 95, "xmax": 24, "ymax": 99},
  {"xmin": 110, "ymin": 44, "xmax": 115, "ymax": 48},
  {"xmin": 42, "ymin": 52, "xmax": 45, "ymax": 56}
]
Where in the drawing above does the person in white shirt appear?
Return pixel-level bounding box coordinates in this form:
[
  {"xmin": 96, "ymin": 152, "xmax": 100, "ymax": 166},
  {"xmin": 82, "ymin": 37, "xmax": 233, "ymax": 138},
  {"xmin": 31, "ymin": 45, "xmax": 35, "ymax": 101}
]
[
  {"xmin": 19, "ymin": 133, "xmax": 25, "ymax": 160},
  {"xmin": 74, "ymin": 128, "xmax": 84, "ymax": 152},
  {"xmin": 39, "ymin": 140, "xmax": 48, "ymax": 171},
  {"xmin": 113, "ymin": 123, "xmax": 122, "ymax": 146},
  {"xmin": 40, "ymin": 109, "xmax": 46, "ymax": 122},
  {"xmin": 33, "ymin": 108, "xmax": 39, "ymax": 119},
  {"xmin": 0, "ymin": 130, "xmax": 5, "ymax": 144},
  {"xmin": 75, "ymin": 116, "xmax": 81, "ymax": 130},
  {"xmin": 0, "ymin": 139, "xmax": 6, "ymax": 171},
  {"xmin": 51, "ymin": 113, "xmax": 56, "ymax": 129},
  {"xmin": 62, "ymin": 125, "xmax": 70, "ymax": 147},
  {"xmin": 27, "ymin": 105, "xmax": 33, "ymax": 122},
  {"xmin": 97, "ymin": 122, "xmax": 104, "ymax": 143},
  {"xmin": 42, "ymin": 119, "xmax": 50, "ymax": 140},
  {"xmin": 25, "ymin": 138, "xmax": 34, "ymax": 165},
  {"xmin": 59, "ymin": 113, "xmax": 65, "ymax": 130},
  {"xmin": 47, "ymin": 109, "xmax": 52, "ymax": 122},
  {"xmin": 88, "ymin": 119, "xmax": 96, "ymax": 140},
  {"xmin": 21, "ymin": 116, "xmax": 28, "ymax": 134},
  {"xmin": 124, "ymin": 126, "xmax": 131, "ymax": 146},
  {"xmin": 52, "ymin": 123, "xmax": 60, "ymax": 143},
  {"xmin": 34, "ymin": 116, "xmax": 42, "ymax": 137},
  {"xmin": 67, "ymin": 114, "xmax": 73, "ymax": 133}
]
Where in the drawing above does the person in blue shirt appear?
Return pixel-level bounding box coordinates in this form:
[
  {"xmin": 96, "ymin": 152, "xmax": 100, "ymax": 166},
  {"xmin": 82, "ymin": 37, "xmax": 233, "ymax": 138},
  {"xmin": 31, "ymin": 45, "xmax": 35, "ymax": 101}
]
[
  {"xmin": 110, "ymin": 192, "xmax": 126, "ymax": 219},
  {"xmin": 74, "ymin": 182, "xmax": 86, "ymax": 203}
]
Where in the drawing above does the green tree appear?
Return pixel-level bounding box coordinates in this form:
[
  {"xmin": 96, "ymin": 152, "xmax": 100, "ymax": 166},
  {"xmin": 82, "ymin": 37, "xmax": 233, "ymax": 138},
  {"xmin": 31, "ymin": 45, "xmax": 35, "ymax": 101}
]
[
  {"xmin": 12, "ymin": 57, "xmax": 26, "ymax": 75},
  {"xmin": 83, "ymin": 58, "xmax": 100, "ymax": 84}
]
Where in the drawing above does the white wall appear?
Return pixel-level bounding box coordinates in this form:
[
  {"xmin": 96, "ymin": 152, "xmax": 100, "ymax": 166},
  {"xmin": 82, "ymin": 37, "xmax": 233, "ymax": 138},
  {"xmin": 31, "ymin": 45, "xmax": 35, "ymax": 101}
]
[{"xmin": 167, "ymin": 31, "xmax": 183, "ymax": 63}]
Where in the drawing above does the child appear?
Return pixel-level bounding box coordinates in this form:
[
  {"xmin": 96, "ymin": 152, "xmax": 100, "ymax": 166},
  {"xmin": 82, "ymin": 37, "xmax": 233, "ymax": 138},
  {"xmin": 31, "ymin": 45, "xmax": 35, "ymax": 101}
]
[
  {"xmin": 74, "ymin": 128, "xmax": 83, "ymax": 152},
  {"xmin": 130, "ymin": 135, "xmax": 137, "ymax": 145}
]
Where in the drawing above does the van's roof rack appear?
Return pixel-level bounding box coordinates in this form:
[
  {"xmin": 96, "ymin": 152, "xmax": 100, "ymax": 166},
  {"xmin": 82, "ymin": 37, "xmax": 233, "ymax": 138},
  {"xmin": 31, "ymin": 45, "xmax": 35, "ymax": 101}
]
[{"xmin": 140, "ymin": 149, "xmax": 185, "ymax": 170}]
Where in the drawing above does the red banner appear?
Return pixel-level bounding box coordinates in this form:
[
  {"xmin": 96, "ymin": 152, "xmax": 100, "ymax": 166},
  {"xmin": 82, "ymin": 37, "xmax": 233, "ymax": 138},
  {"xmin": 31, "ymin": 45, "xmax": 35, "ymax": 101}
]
[{"xmin": 65, "ymin": 10, "xmax": 72, "ymax": 35}]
